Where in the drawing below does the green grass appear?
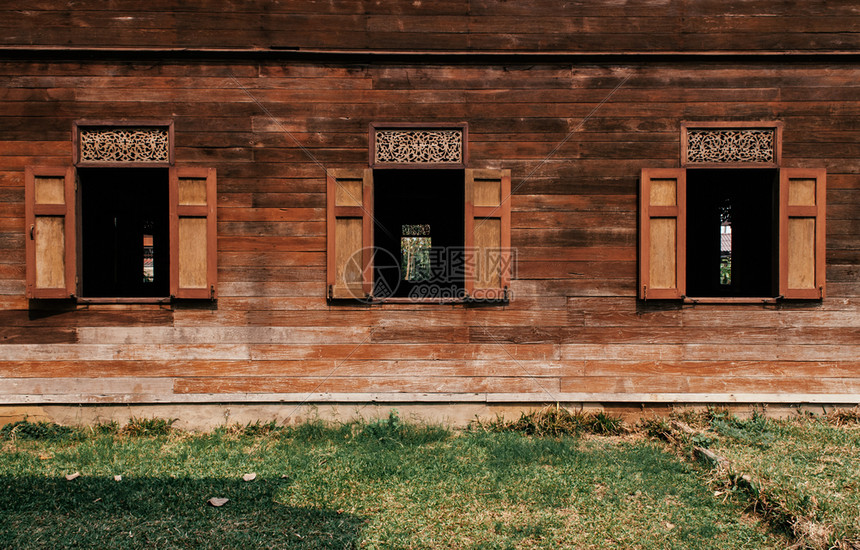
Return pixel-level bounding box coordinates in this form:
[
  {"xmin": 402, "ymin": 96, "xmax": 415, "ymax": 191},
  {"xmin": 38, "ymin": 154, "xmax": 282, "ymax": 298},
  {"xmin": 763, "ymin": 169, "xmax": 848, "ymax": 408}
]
[
  {"xmin": 642, "ymin": 407, "xmax": 860, "ymax": 549},
  {"xmin": 473, "ymin": 405, "xmax": 626, "ymax": 437},
  {"xmin": 0, "ymin": 414, "xmax": 786, "ymax": 549},
  {"xmin": 692, "ymin": 410, "xmax": 860, "ymax": 549}
]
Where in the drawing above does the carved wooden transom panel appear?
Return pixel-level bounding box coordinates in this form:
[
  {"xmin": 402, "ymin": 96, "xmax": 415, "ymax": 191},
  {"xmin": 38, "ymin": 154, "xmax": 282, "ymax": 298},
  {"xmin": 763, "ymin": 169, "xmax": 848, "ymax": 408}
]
[
  {"xmin": 373, "ymin": 128, "xmax": 464, "ymax": 165},
  {"xmin": 685, "ymin": 128, "xmax": 775, "ymax": 164},
  {"xmin": 79, "ymin": 127, "xmax": 170, "ymax": 163}
]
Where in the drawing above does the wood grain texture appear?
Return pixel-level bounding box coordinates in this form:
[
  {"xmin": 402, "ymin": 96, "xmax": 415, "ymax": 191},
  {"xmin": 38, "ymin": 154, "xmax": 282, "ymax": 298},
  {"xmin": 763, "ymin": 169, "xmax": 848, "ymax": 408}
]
[
  {"xmin": 178, "ymin": 217, "xmax": 207, "ymax": 289},
  {"xmin": 0, "ymin": 2, "xmax": 858, "ymax": 52},
  {"xmin": 0, "ymin": 43, "xmax": 858, "ymax": 406},
  {"xmin": 33, "ymin": 217, "xmax": 64, "ymax": 289},
  {"xmin": 788, "ymin": 218, "xmax": 816, "ymax": 289},
  {"xmin": 33, "ymin": 176, "xmax": 64, "ymax": 205},
  {"xmin": 649, "ymin": 218, "xmax": 676, "ymax": 290}
]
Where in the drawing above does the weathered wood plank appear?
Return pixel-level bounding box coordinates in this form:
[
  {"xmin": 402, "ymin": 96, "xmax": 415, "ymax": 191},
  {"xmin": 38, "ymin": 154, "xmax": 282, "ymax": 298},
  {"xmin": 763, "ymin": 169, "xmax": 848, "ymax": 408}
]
[
  {"xmin": 560, "ymin": 376, "xmax": 860, "ymax": 394},
  {"xmin": 4, "ymin": 359, "xmax": 857, "ymax": 380},
  {"xmin": 0, "ymin": 377, "xmax": 174, "ymax": 397},
  {"xmin": 74, "ymin": 326, "xmax": 369, "ymax": 345},
  {"xmin": 0, "ymin": 343, "xmax": 562, "ymax": 362},
  {"xmin": 0, "ymin": 359, "xmax": 569, "ymax": 378},
  {"xmin": 0, "ymin": 326, "xmax": 75, "ymax": 344},
  {"xmin": 471, "ymin": 326, "xmax": 860, "ymax": 346},
  {"xmin": 559, "ymin": 344, "xmax": 860, "ymax": 362},
  {"xmin": 173, "ymin": 376, "xmax": 560, "ymax": 395}
]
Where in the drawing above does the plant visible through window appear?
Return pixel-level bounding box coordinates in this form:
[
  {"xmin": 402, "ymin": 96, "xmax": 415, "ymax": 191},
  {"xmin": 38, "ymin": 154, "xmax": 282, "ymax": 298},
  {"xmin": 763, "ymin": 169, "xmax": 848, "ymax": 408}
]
[
  {"xmin": 401, "ymin": 224, "xmax": 431, "ymax": 281},
  {"xmin": 719, "ymin": 201, "xmax": 732, "ymax": 286}
]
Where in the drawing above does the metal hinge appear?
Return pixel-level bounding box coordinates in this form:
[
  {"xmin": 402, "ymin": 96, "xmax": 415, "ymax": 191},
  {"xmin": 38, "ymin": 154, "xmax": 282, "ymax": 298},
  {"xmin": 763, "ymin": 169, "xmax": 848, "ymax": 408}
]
[{"xmin": 210, "ymin": 285, "xmax": 216, "ymax": 300}]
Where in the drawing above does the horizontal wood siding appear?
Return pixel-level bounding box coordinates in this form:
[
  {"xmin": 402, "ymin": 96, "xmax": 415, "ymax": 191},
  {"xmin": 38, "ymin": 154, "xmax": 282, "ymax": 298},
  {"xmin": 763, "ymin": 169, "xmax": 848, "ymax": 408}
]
[
  {"xmin": 0, "ymin": 55, "xmax": 858, "ymax": 404},
  {"xmin": 0, "ymin": 1, "xmax": 859, "ymax": 52}
]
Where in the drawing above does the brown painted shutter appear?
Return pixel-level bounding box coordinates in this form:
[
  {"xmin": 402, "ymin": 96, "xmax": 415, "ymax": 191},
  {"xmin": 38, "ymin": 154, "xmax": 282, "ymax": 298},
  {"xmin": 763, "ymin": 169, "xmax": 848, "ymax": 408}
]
[
  {"xmin": 25, "ymin": 166, "xmax": 76, "ymax": 299},
  {"xmin": 639, "ymin": 168, "xmax": 686, "ymax": 300},
  {"xmin": 465, "ymin": 169, "xmax": 511, "ymax": 300},
  {"xmin": 170, "ymin": 167, "xmax": 217, "ymax": 299},
  {"xmin": 780, "ymin": 168, "xmax": 826, "ymax": 299},
  {"xmin": 327, "ymin": 169, "xmax": 373, "ymax": 300}
]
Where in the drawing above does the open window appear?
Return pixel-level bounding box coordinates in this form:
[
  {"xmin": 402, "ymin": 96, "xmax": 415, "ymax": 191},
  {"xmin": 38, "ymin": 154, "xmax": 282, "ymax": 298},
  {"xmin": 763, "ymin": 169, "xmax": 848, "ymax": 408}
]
[
  {"xmin": 686, "ymin": 169, "xmax": 779, "ymax": 298},
  {"xmin": 373, "ymin": 169, "xmax": 465, "ymax": 299},
  {"xmin": 639, "ymin": 167, "xmax": 825, "ymax": 301},
  {"xmin": 641, "ymin": 122, "xmax": 825, "ymax": 302},
  {"xmin": 327, "ymin": 167, "xmax": 511, "ymax": 302},
  {"xmin": 79, "ymin": 168, "xmax": 170, "ymax": 297},
  {"xmin": 328, "ymin": 123, "xmax": 511, "ymax": 302},
  {"xmin": 25, "ymin": 122, "xmax": 217, "ymax": 301}
]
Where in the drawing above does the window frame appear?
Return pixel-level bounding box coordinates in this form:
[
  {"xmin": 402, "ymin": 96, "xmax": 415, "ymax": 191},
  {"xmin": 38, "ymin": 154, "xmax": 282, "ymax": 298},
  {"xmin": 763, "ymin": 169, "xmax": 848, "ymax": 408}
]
[
  {"xmin": 640, "ymin": 121, "xmax": 824, "ymax": 303},
  {"xmin": 328, "ymin": 123, "xmax": 511, "ymax": 304},
  {"xmin": 639, "ymin": 168, "xmax": 826, "ymax": 303},
  {"xmin": 25, "ymin": 120, "xmax": 216, "ymax": 303},
  {"xmin": 327, "ymin": 167, "xmax": 513, "ymax": 304}
]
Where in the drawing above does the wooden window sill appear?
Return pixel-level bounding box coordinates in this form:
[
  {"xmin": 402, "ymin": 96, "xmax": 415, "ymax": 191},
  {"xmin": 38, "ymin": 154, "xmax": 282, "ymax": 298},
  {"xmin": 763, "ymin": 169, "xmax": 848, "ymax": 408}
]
[
  {"xmin": 331, "ymin": 296, "xmax": 509, "ymax": 306},
  {"xmin": 377, "ymin": 298, "xmax": 508, "ymax": 305},
  {"xmin": 77, "ymin": 297, "xmax": 172, "ymax": 305},
  {"xmin": 683, "ymin": 297, "xmax": 779, "ymax": 305}
]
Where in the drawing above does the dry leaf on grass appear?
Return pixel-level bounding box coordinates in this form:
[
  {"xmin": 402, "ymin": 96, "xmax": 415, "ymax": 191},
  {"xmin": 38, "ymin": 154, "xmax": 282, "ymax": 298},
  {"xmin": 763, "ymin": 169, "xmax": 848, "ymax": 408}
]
[
  {"xmin": 65, "ymin": 472, "xmax": 80, "ymax": 481},
  {"xmin": 242, "ymin": 473, "xmax": 257, "ymax": 482},
  {"xmin": 207, "ymin": 497, "xmax": 229, "ymax": 507}
]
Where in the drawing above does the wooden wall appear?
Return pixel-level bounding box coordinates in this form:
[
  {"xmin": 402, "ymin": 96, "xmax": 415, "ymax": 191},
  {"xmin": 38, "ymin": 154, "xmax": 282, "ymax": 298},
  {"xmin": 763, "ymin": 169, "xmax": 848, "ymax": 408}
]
[
  {"xmin": 0, "ymin": 55, "xmax": 858, "ymax": 405},
  {"xmin": 1, "ymin": 0, "xmax": 859, "ymax": 53}
]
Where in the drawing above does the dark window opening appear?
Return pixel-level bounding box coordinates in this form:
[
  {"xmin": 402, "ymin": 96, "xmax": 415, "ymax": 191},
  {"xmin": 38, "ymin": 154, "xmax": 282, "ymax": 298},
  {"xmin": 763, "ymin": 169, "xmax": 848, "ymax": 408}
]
[
  {"xmin": 374, "ymin": 170, "xmax": 464, "ymax": 298},
  {"xmin": 686, "ymin": 169, "xmax": 778, "ymax": 297},
  {"xmin": 80, "ymin": 168, "xmax": 169, "ymax": 297}
]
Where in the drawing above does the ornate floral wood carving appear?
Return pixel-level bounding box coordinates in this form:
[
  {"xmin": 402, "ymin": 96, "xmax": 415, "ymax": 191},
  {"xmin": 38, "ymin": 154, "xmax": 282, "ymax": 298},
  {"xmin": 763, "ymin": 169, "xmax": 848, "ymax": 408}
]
[
  {"xmin": 79, "ymin": 127, "xmax": 170, "ymax": 163},
  {"xmin": 686, "ymin": 128, "xmax": 775, "ymax": 164},
  {"xmin": 374, "ymin": 129, "xmax": 463, "ymax": 164}
]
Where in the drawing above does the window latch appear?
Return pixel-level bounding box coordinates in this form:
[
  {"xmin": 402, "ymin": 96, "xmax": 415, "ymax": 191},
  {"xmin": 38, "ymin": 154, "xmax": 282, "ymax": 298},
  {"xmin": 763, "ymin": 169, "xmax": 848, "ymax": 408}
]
[{"xmin": 29, "ymin": 224, "xmax": 34, "ymax": 240}]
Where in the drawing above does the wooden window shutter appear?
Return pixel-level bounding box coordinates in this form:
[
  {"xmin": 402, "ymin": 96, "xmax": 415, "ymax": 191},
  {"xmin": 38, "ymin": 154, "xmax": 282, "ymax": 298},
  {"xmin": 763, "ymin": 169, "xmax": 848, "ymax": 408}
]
[
  {"xmin": 327, "ymin": 168, "xmax": 373, "ymax": 300},
  {"xmin": 465, "ymin": 169, "xmax": 512, "ymax": 300},
  {"xmin": 25, "ymin": 166, "xmax": 77, "ymax": 298},
  {"xmin": 170, "ymin": 167, "xmax": 217, "ymax": 299},
  {"xmin": 780, "ymin": 168, "xmax": 826, "ymax": 299},
  {"xmin": 639, "ymin": 168, "xmax": 686, "ymax": 299}
]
